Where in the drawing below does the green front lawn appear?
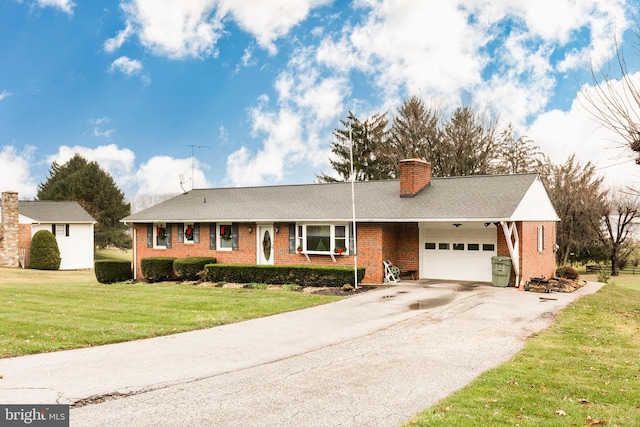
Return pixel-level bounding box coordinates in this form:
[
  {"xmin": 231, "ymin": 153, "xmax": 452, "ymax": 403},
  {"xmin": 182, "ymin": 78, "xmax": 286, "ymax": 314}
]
[
  {"xmin": 406, "ymin": 276, "xmax": 640, "ymax": 426},
  {"xmin": 0, "ymin": 267, "xmax": 340, "ymax": 358}
]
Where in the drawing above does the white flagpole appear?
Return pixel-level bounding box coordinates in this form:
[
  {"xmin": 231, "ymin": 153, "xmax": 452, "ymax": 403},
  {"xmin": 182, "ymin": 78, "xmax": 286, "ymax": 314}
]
[{"xmin": 349, "ymin": 124, "xmax": 358, "ymax": 289}]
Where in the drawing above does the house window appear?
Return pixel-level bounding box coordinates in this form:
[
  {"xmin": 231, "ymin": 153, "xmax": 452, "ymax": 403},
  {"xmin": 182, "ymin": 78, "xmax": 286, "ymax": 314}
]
[
  {"xmin": 185, "ymin": 224, "xmax": 194, "ymax": 242},
  {"xmin": 483, "ymin": 243, "xmax": 495, "ymax": 251},
  {"xmin": 425, "ymin": 242, "xmax": 436, "ymax": 250},
  {"xmin": 218, "ymin": 224, "xmax": 233, "ymax": 250},
  {"xmin": 537, "ymin": 225, "xmax": 545, "ymax": 252},
  {"xmin": 439, "ymin": 243, "xmax": 450, "ymax": 250},
  {"xmin": 51, "ymin": 224, "xmax": 69, "ymax": 237},
  {"xmin": 453, "ymin": 243, "xmax": 465, "ymax": 251},
  {"xmin": 467, "ymin": 243, "xmax": 480, "ymax": 251},
  {"xmin": 154, "ymin": 223, "xmax": 168, "ymax": 248},
  {"xmin": 296, "ymin": 223, "xmax": 349, "ymax": 254}
]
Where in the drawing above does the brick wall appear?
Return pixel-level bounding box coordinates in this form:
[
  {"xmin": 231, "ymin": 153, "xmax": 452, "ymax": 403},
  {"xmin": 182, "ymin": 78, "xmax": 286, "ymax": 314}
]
[
  {"xmin": 496, "ymin": 221, "xmax": 557, "ymax": 286},
  {"xmin": 132, "ymin": 221, "xmax": 404, "ymax": 283},
  {"xmin": 519, "ymin": 221, "xmax": 557, "ymax": 282},
  {"xmin": 399, "ymin": 159, "xmax": 431, "ymax": 197}
]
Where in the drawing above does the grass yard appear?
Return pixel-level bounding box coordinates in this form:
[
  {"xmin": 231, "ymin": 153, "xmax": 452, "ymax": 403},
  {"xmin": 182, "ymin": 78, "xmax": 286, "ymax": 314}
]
[
  {"xmin": 406, "ymin": 273, "xmax": 640, "ymax": 426},
  {"xmin": 0, "ymin": 265, "xmax": 341, "ymax": 358}
]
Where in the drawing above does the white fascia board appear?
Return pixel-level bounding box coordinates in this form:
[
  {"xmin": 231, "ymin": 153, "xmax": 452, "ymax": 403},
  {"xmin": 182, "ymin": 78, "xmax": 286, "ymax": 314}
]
[{"xmin": 510, "ymin": 177, "xmax": 560, "ymax": 222}]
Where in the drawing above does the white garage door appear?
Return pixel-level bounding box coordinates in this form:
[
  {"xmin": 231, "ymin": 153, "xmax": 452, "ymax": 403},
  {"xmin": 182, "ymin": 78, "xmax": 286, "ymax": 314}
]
[{"xmin": 420, "ymin": 225, "xmax": 497, "ymax": 282}]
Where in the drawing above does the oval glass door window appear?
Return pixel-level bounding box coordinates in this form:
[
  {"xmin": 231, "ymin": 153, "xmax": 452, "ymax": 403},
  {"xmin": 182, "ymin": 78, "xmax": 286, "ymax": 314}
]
[{"xmin": 262, "ymin": 230, "xmax": 271, "ymax": 261}]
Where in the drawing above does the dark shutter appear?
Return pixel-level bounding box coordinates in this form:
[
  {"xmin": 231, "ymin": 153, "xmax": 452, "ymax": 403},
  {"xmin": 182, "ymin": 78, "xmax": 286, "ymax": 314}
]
[
  {"xmin": 166, "ymin": 224, "xmax": 172, "ymax": 248},
  {"xmin": 177, "ymin": 223, "xmax": 184, "ymax": 243},
  {"xmin": 209, "ymin": 223, "xmax": 216, "ymax": 250},
  {"xmin": 65, "ymin": 224, "xmax": 70, "ymax": 237},
  {"xmin": 288, "ymin": 223, "xmax": 296, "ymax": 253},
  {"xmin": 51, "ymin": 224, "xmax": 56, "ymax": 236},
  {"xmin": 349, "ymin": 222, "xmax": 356, "ymax": 254},
  {"xmin": 231, "ymin": 223, "xmax": 239, "ymax": 251},
  {"xmin": 147, "ymin": 224, "xmax": 153, "ymax": 248},
  {"xmin": 194, "ymin": 223, "xmax": 200, "ymax": 243}
]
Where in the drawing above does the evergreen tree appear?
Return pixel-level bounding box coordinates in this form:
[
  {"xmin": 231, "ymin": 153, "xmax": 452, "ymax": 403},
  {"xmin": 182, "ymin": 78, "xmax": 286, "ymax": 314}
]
[
  {"xmin": 37, "ymin": 154, "xmax": 131, "ymax": 249},
  {"xmin": 317, "ymin": 111, "xmax": 390, "ymax": 182},
  {"xmin": 439, "ymin": 105, "xmax": 499, "ymax": 176},
  {"xmin": 494, "ymin": 124, "xmax": 543, "ymax": 174},
  {"xmin": 387, "ymin": 96, "xmax": 441, "ymax": 177}
]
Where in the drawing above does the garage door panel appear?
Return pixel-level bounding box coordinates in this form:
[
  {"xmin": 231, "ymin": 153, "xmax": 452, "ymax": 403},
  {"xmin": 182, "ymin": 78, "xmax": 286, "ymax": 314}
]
[{"xmin": 421, "ymin": 227, "xmax": 497, "ymax": 282}]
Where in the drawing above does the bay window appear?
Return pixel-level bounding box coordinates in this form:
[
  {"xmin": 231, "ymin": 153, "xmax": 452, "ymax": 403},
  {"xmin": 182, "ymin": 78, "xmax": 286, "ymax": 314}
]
[{"xmin": 296, "ymin": 223, "xmax": 350, "ymax": 254}]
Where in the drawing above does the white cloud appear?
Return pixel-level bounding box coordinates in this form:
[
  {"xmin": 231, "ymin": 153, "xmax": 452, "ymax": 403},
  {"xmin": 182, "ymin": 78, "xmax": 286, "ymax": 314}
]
[
  {"xmin": 92, "ymin": 117, "xmax": 116, "ymax": 139},
  {"xmin": 134, "ymin": 156, "xmax": 210, "ymax": 196},
  {"xmin": 104, "ymin": 21, "xmax": 134, "ymax": 53},
  {"xmin": 313, "ymin": 0, "xmax": 629, "ymax": 126},
  {"xmin": 220, "ymin": 0, "xmax": 332, "ymax": 55},
  {"xmin": 109, "ymin": 56, "xmax": 143, "ymax": 76},
  {"xmin": 0, "ymin": 90, "xmax": 11, "ymax": 101},
  {"xmin": 48, "ymin": 144, "xmax": 136, "ymax": 191},
  {"xmin": 225, "ymin": 48, "xmax": 348, "ymax": 186},
  {"xmin": 0, "ymin": 146, "xmax": 38, "ymax": 199},
  {"xmin": 120, "ymin": 0, "xmax": 224, "ymax": 60},
  {"xmin": 528, "ymin": 85, "xmax": 640, "ymax": 190},
  {"xmin": 37, "ymin": 0, "xmax": 74, "ymax": 15},
  {"xmin": 115, "ymin": 0, "xmax": 331, "ymax": 60}
]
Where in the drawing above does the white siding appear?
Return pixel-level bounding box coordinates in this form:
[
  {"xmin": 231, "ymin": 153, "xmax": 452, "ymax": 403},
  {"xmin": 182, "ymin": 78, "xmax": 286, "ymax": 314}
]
[
  {"xmin": 31, "ymin": 223, "xmax": 94, "ymax": 270},
  {"xmin": 511, "ymin": 177, "xmax": 560, "ymax": 221}
]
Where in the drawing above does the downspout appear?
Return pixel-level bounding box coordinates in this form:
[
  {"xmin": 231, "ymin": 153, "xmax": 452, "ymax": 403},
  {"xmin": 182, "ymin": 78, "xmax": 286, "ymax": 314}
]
[
  {"xmin": 132, "ymin": 225, "xmax": 137, "ymax": 280},
  {"xmin": 500, "ymin": 221, "xmax": 520, "ymax": 287}
]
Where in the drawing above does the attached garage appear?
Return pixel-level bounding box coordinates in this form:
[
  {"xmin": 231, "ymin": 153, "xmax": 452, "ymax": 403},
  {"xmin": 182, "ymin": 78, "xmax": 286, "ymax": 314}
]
[{"xmin": 419, "ymin": 224, "xmax": 497, "ymax": 282}]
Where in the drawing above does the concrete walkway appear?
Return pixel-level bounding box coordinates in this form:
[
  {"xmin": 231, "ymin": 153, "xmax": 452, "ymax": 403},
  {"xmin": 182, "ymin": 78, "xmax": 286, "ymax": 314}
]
[{"xmin": 0, "ymin": 281, "xmax": 603, "ymax": 426}]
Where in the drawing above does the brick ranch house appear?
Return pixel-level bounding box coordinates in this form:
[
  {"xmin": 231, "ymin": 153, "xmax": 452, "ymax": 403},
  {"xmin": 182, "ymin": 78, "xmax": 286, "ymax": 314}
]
[
  {"xmin": 0, "ymin": 192, "xmax": 96, "ymax": 270},
  {"xmin": 122, "ymin": 159, "xmax": 559, "ymax": 285}
]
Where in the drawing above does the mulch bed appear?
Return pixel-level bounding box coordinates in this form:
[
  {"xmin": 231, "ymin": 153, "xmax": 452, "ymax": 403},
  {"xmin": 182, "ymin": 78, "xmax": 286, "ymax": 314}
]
[{"xmin": 194, "ymin": 282, "xmax": 384, "ymax": 296}]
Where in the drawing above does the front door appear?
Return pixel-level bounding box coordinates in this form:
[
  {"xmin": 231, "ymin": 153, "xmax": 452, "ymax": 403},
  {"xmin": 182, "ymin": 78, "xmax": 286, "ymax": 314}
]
[{"xmin": 257, "ymin": 225, "xmax": 274, "ymax": 265}]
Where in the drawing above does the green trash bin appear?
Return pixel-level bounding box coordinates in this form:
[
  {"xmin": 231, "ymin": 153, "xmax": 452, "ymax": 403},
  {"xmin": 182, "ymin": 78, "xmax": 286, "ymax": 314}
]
[{"xmin": 491, "ymin": 256, "xmax": 512, "ymax": 287}]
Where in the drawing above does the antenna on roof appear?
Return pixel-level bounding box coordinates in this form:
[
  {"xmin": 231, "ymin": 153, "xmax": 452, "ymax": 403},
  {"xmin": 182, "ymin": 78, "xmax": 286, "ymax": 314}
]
[
  {"xmin": 179, "ymin": 173, "xmax": 190, "ymax": 194},
  {"xmin": 182, "ymin": 144, "xmax": 210, "ymax": 190}
]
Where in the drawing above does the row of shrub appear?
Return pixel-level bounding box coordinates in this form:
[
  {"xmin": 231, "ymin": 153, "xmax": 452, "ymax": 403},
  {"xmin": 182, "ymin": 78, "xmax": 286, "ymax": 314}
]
[
  {"xmin": 204, "ymin": 264, "xmax": 365, "ymax": 288},
  {"xmin": 96, "ymin": 256, "xmax": 366, "ymax": 287},
  {"xmin": 141, "ymin": 256, "xmax": 218, "ymax": 282},
  {"xmin": 95, "ymin": 259, "xmax": 133, "ymax": 284}
]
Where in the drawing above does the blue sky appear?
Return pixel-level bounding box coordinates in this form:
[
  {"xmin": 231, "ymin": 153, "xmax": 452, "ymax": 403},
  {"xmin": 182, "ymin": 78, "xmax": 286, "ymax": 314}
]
[{"xmin": 1, "ymin": 0, "xmax": 639, "ymax": 207}]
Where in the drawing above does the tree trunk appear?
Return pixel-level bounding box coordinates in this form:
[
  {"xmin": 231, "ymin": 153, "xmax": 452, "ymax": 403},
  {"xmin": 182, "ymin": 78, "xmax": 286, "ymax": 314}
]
[{"xmin": 611, "ymin": 247, "xmax": 619, "ymax": 276}]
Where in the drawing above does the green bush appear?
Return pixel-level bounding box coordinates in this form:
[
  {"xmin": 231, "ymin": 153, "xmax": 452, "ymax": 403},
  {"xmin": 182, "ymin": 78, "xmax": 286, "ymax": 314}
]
[
  {"xmin": 95, "ymin": 260, "xmax": 132, "ymax": 284},
  {"xmin": 141, "ymin": 257, "xmax": 177, "ymax": 282},
  {"xmin": 173, "ymin": 257, "xmax": 217, "ymax": 281},
  {"xmin": 204, "ymin": 264, "xmax": 365, "ymax": 287},
  {"xmin": 556, "ymin": 265, "xmax": 579, "ymax": 280},
  {"xmin": 30, "ymin": 230, "xmax": 61, "ymax": 270}
]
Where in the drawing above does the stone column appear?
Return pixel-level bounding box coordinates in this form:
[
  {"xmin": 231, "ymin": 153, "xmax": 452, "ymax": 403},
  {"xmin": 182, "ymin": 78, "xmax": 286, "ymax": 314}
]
[{"xmin": 0, "ymin": 192, "xmax": 20, "ymax": 267}]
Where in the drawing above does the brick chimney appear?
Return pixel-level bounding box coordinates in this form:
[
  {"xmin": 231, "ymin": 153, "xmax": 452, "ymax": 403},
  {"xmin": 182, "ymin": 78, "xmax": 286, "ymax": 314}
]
[
  {"xmin": 0, "ymin": 192, "xmax": 20, "ymax": 267},
  {"xmin": 399, "ymin": 159, "xmax": 431, "ymax": 197}
]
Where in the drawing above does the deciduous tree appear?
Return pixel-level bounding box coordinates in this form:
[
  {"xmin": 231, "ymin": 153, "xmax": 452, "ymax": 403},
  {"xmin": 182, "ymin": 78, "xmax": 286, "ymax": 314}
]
[
  {"xmin": 538, "ymin": 155, "xmax": 608, "ymax": 265},
  {"xmin": 593, "ymin": 191, "xmax": 640, "ymax": 276}
]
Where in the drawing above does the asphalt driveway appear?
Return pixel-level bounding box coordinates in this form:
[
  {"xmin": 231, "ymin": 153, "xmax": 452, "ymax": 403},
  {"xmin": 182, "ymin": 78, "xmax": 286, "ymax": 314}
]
[{"xmin": 0, "ymin": 280, "xmax": 603, "ymax": 426}]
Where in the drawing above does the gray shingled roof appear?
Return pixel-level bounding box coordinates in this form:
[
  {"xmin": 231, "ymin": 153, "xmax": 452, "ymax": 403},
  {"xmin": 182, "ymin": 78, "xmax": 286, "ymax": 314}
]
[
  {"xmin": 19, "ymin": 201, "xmax": 96, "ymax": 223},
  {"xmin": 122, "ymin": 174, "xmax": 541, "ymax": 223}
]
